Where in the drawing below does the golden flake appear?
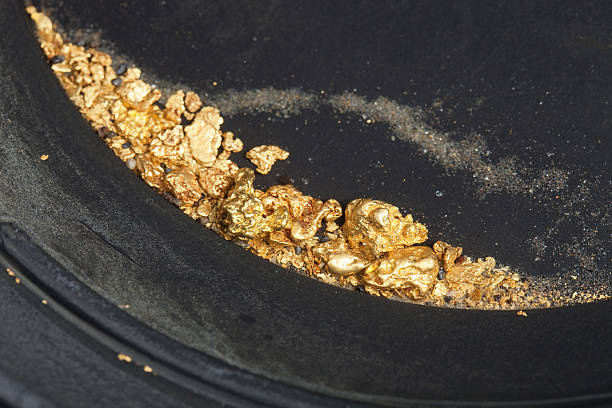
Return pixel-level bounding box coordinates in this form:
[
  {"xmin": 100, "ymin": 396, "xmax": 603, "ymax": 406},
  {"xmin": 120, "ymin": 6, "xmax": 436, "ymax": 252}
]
[
  {"xmin": 246, "ymin": 145, "xmax": 289, "ymax": 174},
  {"xmin": 185, "ymin": 91, "xmax": 203, "ymax": 113},
  {"xmin": 117, "ymin": 354, "xmax": 132, "ymax": 363},
  {"xmin": 185, "ymin": 107, "xmax": 223, "ymax": 164}
]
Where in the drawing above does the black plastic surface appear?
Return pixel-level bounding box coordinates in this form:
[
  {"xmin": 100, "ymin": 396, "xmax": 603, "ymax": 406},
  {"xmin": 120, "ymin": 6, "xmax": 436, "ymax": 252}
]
[{"xmin": 1, "ymin": 0, "xmax": 611, "ymax": 406}]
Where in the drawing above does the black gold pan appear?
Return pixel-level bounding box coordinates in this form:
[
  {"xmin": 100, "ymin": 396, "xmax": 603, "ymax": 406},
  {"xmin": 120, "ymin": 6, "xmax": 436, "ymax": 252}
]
[{"xmin": 1, "ymin": 0, "xmax": 610, "ymax": 406}]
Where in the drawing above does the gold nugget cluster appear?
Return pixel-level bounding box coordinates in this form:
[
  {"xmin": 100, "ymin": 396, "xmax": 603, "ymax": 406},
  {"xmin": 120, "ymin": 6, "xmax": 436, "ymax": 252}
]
[{"xmin": 29, "ymin": 7, "xmax": 559, "ymax": 309}]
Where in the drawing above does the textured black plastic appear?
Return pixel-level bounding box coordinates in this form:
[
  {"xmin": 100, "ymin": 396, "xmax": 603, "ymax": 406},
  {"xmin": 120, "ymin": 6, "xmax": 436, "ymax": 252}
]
[{"xmin": 1, "ymin": 0, "xmax": 611, "ymax": 407}]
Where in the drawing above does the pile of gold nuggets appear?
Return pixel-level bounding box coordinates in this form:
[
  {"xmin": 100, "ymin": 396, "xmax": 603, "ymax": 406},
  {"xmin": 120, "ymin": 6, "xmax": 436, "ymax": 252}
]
[{"xmin": 29, "ymin": 7, "xmax": 557, "ymax": 309}]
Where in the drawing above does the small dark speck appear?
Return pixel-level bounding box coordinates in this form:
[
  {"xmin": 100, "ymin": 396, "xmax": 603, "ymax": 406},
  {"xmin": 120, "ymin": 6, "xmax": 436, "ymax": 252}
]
[
  {"xmin": 356, "ymin": 286, "xmax": 365, "ymax": 292},
  {"xmin": 154, "ymin": 101, "xmax": 166, "ymax": 110},
  {"xmin": 111, "ymin": 77, "xmax": 123, "ymax": 87},
  {"xmin": 238, "ymin": 313, "xmax": 256, "ymax": 325},
  {"xmin": 160, "ymin": 162, "xmax": 171, "ymax": 173},
  {"xmin": 50, "ymin": 55, "xmax": 65, "ymax": 64},
  {"xmin": 437, "ymin": 268, "xmax": 445, "ymax": 280},
  {"xmin": 122, "ymin": 142, "xmax": 131, "ymax": 149},
  {"xmin": 277, "ymin": 175, "xmax": 294, "ymax": 185},
  {"xmin": 96, "ymin": 127, "xmax": 115, "ymax": 139},
  {"xmin": 115, "ymin": 63, "xmax": 128, "ymax": 76},
  {"xmin": 75, "ymin": 39, "xmax": 86, "ymax": 47},
  {"xmin": 295, "ymin": 246, "xmax": 302, "ymax": 255},
  {"xmin": 443, "ymin": 296, "xmax": 452, "ymax": 303},
  {"xmin": 319, "ymin": 235, "xmax": 331, "ymax": 243},
  {"xmin": 288, "ymin": 265, "xmax": 298, "ymax": 272},
  {"xmin": 162, "ymin": 191, "xmax": 182, "ymax": 207}
]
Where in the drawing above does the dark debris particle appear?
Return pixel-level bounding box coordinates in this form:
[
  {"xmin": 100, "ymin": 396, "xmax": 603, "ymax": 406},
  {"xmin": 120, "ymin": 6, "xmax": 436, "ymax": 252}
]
[
  {"xmin": 50, "ymin": 55, "xmax": 65, "ymax": 64},
  {"xmin": 493, "ymin": 294, "xmax": 502, "ymax": 302},
  {"xmin": 115, "ymin": 63, "xmax": 128, "ymax": 76},
  {"xmin": 160, "ymin": 162, "xmax": 171, "ymax": 173},
  {"xmin": 75, "ymin": 39, "xmax": 86, "ymax": 47},
  {"xmin": 288, "ymin": 265, "xmax": 298, "ymax": 272},
  {"xmin": 111, "ymin": 77, "xmax": 123, "ymax": 87},
  {"xmin": 437, "ymin": 268, "xmax": 445, "ymax": 280},
  {"xmin": 277, "ymin": 174, "xmax": 294, "ymax": 185},
  {"xmin": 295, "ymin": 246, "xmax": 302, "ymax": 255},
  {"xmin": 162, "ymin": 191, "xmax": 182, "ymax": 207},
  {"xmin": 96, "ymin": 126, "xmax": 116, "ymax": 139},
  {"xmin": 121, "ymin": 142, "xmax": 131, "ymax": 149},
  {"xmin": 97, "ymin": 126, "xmax": 117, "ymax": 139},
  {"xmin": 198, "ymin": 216, "xmax": 209, "ymax": 225},
  {"xmin": 356, "ymin": 286, "xmax": 365, "ymax": 292},
  {"xmin": 443, "ymin": 296, "xmax": 452, "ymax": 303},
  {"xmin": 319, "ymin": 235, "xmax": 331, "ymax": 243},
  {"xmin": 154, "ymin": 101, "xmax": 166, "ymax": 110}
]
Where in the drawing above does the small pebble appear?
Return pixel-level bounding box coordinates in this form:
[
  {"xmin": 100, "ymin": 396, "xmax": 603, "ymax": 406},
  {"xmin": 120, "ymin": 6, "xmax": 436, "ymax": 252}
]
[
  {"xmin": 198, "ymin": 216, "xmax": 210, "ymax": 226},
  {"xmin": 162, "ymin": 192, "xmax": 182, "ymax": 207},
  {"xmin": 96, "ymin": 126, "xmax": 116, "ymax": 139},
  {"xmin": 435, "ymin": 190, "xmax": 444, "ymax": 197},
  {"xmin": 50, "ymin": 55, "xmax": 65, "ymax": 64},
  {"xmin": 126, "ymin": 158, "xmax": 136, "ymax": 169},
  {"xmin": 122, "ymin": 142, "xmax": 131, "ymax": 149},
  {"xmin": 319, "ymin": 235, "xmax": 331, "ymax": 243},
  {"xmin": 115, "ymin": 63, "xmax": 128, "ymax": 76},
  {"xmin": 111, "ymin": 77, "xmax": 123, "ymax": 87},
  {"xmin": 437, "ymin": 268, "xmax": 445, "ymax": 280},
  {"xmin": 295, "ymin": 246, "xmax": 302, "ymax": 255}
]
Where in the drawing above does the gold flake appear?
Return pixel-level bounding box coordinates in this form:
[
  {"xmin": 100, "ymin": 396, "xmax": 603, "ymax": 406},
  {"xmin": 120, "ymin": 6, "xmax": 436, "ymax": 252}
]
[
  {"xmin": 185, "ymin": 107, "xmax": 223, "ymax": 164},
  {"xmin": 117, "ymin": 354, "xmax": 132, "ymax": 362},
  {"xmin": 246, "ymin": 145, "xmax": 289, "ymax": 174},
  {"xmin": 185, "ymin": 91, "xmax": 202, "ymax": 113}
]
